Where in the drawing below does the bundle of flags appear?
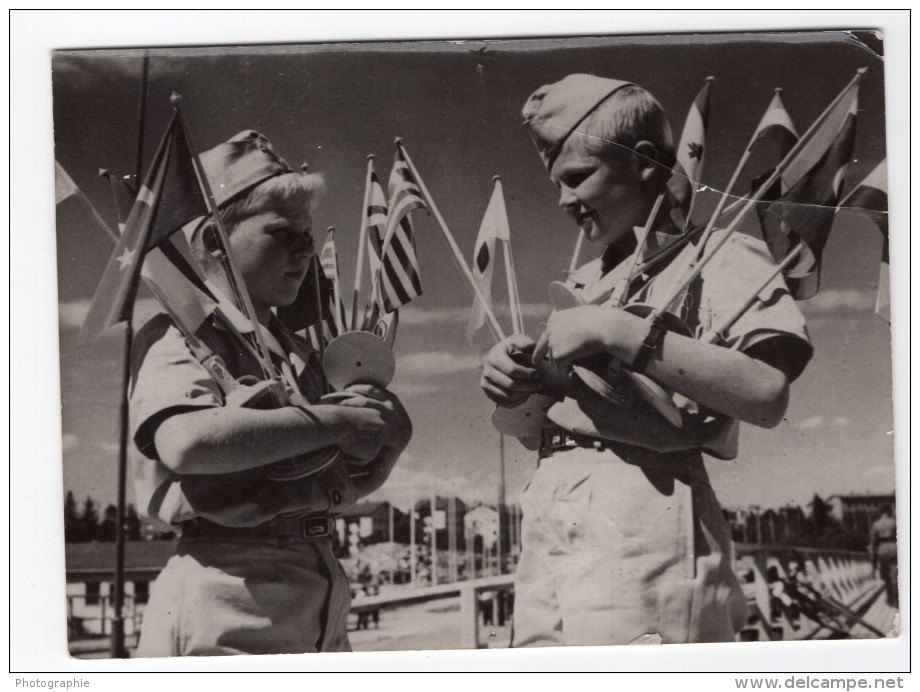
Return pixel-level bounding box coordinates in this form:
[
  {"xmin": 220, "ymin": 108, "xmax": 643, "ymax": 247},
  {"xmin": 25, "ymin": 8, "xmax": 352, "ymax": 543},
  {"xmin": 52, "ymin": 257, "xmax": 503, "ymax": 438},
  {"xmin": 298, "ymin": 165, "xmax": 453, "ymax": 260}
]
[
  {"xmin": 76, "ymin": 111, "xmax": 212, "ymax": 344},
  {"xmin": 755, "ymin": 78, "xmax": 860, "ymax": 301}
]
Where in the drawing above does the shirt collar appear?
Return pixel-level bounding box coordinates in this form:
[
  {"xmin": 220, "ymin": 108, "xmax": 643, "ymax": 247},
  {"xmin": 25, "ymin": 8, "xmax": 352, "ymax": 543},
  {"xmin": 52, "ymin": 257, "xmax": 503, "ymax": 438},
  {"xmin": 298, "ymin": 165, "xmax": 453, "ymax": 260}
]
[{"xmin": 205, "ymin": 281, "xmax": 290, "ymax": 363}]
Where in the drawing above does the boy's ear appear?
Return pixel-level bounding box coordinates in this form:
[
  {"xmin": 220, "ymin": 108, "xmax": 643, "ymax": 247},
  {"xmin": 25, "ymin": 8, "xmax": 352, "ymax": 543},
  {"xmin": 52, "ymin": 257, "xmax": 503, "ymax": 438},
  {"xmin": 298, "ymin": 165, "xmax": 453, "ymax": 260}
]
[
  {"xmin": 632, "ymin": 140, "xmax": 660, "ymax": 182},
  {"xmin": 201, "ymin": 223, "xmax": 224, "ymax": 257}
]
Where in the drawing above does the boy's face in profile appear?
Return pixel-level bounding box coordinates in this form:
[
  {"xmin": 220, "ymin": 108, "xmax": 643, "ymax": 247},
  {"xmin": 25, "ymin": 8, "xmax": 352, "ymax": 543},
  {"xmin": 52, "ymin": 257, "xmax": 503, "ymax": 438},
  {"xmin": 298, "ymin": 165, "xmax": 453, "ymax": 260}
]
[
  {"xmin": 226, "ymin": 202, "xmax": 314, "ymax": 314},
  {"xmin": 549, "ymin": 135, "xmax": 649, "ymax": 247}
]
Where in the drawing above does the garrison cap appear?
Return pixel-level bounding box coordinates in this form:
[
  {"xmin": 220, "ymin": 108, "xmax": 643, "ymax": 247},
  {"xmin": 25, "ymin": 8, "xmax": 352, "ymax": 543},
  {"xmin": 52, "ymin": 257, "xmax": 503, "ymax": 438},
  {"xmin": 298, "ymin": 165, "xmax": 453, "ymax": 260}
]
[
  {"xmin": 183, "ymin": 130, "xmax": 295, "ymax": 241},
  {"xmin": 522, "ymin": 74, "xmax": 634, "ymax": 168}
]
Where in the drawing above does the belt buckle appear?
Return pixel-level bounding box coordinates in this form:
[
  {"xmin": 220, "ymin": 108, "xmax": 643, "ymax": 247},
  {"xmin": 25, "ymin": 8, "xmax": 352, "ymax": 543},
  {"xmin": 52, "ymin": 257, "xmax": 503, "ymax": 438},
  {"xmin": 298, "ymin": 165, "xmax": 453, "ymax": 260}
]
[{"xmin": 300, "ymin": 516, "xmax": 333, "ymax": 540}]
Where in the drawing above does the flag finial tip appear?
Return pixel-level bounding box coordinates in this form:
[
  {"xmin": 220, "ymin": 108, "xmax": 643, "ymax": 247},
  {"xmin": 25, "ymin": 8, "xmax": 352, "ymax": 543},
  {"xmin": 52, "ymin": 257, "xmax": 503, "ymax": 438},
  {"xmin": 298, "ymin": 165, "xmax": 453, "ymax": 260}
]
[
  {"xmin": 169, "ymin": 92, "xmax": 183, "ymax": 105},
  {"xmin": 367, "ymin": 154, "xmax": 375, "ymax": 161},
  {"xmin": 98, "ymin": 168, "xmax": 109, "ymax": 178},
  {"xmin": 492, "ymin": 174, "xmax": 501, "ymax": 182},
  {"xmin": 394, "ymin": 136, "xmax": 404, "ymax": 146},
  {"xmin": 706, "ymin": 75, "xmax": 715, "ymax": 82},
  {"xmin": 857, "ymin": 67, "xmax": 868, "ymax": 75},
  {"xmin": 327, "ymin": 225, "xmax": 335, "ymax": 232},
  {"xmin": 300, "ymin": 162, "xmax": 310, "ymax": 172},
  {"xmin": 774, "ymin": 87, "xmax": 783, "ymax": 94}
]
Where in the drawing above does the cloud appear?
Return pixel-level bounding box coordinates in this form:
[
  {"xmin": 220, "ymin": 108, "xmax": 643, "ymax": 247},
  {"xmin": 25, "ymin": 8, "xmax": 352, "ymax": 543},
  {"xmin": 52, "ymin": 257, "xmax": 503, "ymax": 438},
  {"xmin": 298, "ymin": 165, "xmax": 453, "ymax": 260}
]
[
  {"xmin": 62, "ymin": 433, "xmax": 79, "ymax": 452},
  {"xmin": 801, "ymin": 289, "xmax": 876, "ymax": 315},
  {"xmin": 399, "ymin": 302, "xmax": 550, "ymax": 326},
  {"xmin": 861, "ymin": 463, "xmax": 895, "ymax": 480},
  {"xmin": 58, "ymin": 299, "xmax": 91, "ymax": 330},
  {"xmin": 795, "ymin": 415, "xmax": 850, "ymax": 431},
  {"xmin": 397, "ymin": 350, "xmax": 481, "ymax": 377},
  {"xmin": 58, "ymin": 296, "xmax": 162, "ymax": 331}
]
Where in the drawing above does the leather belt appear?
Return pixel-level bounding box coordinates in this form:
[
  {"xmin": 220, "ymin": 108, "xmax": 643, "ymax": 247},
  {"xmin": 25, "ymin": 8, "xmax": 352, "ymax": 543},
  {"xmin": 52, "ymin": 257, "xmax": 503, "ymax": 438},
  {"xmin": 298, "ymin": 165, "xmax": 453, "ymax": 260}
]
[
  {"xmin": 539, "ymin": 426, "xmax": 617, "ymax": 457},
  {"xmin": 181, "ymin": 515, "xmax": 336, "ymax": 540}
]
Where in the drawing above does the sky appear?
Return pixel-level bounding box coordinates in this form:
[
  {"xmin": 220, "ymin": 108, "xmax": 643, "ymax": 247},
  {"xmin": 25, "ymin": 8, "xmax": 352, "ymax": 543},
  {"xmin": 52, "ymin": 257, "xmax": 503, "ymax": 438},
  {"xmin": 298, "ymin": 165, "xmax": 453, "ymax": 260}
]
[{"xmin": 51, "ymin": 30, "xmax": 895, "ymax": 515}]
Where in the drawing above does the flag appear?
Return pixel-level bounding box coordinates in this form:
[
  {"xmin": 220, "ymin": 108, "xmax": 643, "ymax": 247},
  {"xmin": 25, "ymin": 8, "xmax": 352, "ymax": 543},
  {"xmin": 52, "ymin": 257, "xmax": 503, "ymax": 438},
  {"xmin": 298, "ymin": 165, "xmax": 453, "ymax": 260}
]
[
  {"xmin": 278, "ymin": 254, "xmax": 331, "ymax": 350},
  {"xmin": 55, "ymin": 160, "xmax": 80, "ymax": 204},
  {"xmin": 79, "ymin": 112, "xmax": 208, "ymax": 343},
  {"xmin": 466, "ymin": 180, "xmax": 509, "ymax": 344},
  {"xmin": 749, "ymin": 89, "xmax": 799, "ymax": 161},
  {"xmin": 757, "ymin": 85, "xmax": 859, "ymax": 300},
  {"xmin": 319, "ymin": 227, "xmax": 348, "ymax": 336},
  {"xmin": 843, "ymin": 160, "xmax": 889, "ymax": 321},
  {"xmin": 375, "ymin": 147, "xmax": 427, "ymax": 313},
  {"xmin": 364, "ymin": 169, "xmax": 389, "ymax": 305},
  {"xmin": 668, "ymin": 77, "xmax": 713, "ymax": 229}
]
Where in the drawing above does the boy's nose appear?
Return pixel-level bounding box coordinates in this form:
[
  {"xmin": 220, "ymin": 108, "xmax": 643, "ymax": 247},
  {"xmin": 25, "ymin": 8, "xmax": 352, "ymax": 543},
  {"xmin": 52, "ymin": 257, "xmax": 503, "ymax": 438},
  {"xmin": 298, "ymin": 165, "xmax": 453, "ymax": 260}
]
[{"xmin": 557, "ymin": 186, "xmax": 579, "ymax": 210}]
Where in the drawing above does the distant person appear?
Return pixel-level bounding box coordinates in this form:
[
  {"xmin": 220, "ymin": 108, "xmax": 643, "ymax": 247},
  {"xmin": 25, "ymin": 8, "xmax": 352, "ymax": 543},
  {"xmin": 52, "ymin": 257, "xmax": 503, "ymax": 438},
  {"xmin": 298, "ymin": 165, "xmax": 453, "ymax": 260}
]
[
  {"xmin": 869, "ymin": 504, "xmax": 898, "ymax": 606},
  {"xmin": 480, "ymin": 74, "xmax": 812, "ymax": 646},
  {"xmin": 130, "ymin": 131, "xmax": 412, "ymax": 656}
]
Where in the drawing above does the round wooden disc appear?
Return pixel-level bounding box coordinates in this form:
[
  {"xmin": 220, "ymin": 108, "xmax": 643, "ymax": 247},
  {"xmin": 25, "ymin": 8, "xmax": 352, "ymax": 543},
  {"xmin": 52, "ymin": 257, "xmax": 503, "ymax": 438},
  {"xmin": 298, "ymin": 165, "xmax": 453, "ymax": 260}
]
[
  {"xmin": 265, "ymin": 447, "xmax": 342, "ymax": 481},
  {"xmin": 323, "ymin": 331, "xmax": 396, "ymax": 390},
  {"xmin": 491, "ymin": 395, "xmax": 555, "ymax": 437}
]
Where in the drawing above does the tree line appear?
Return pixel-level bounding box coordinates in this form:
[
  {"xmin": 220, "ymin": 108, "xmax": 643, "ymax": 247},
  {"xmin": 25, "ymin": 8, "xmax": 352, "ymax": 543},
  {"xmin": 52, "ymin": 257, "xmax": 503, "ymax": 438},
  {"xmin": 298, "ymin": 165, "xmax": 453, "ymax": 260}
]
[{"xmin": 63, "ymin": 491, "xmax": 173, "ymax": 542}]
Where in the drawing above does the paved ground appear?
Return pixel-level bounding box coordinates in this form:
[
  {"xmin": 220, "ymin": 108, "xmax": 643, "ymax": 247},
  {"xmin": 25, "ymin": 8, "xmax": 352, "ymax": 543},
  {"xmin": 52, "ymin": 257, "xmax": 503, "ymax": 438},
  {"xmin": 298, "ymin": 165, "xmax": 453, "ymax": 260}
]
[{"xmin": 348, "ymin": 596, "xmax": 512, "ymax": 651}]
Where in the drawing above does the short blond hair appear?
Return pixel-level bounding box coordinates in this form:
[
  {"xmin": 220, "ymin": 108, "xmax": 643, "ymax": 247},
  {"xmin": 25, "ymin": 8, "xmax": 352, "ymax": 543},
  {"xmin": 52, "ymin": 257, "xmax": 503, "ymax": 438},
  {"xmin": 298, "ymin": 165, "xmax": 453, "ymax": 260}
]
[
  {"xmin": 571, "ymin": 85, "xmax": 675, "ymax": 179},
  {"xmin": 220, "ymin": 171, "xmax": 326, "ymax": 230}
]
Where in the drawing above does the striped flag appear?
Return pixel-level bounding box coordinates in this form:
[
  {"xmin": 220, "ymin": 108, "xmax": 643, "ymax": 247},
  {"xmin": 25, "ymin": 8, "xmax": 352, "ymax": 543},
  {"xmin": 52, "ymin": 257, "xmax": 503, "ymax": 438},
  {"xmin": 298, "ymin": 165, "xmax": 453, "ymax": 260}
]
[
  {"xmin": 79, "ymin": 112, "xmax": 207, "ymax": 343},
  {"xmin": 466, "ymin": 180, "xmax": 509, "ymax": 345},
  {"xmin": 758, "ymin": 85, "xmax": 859, "ymax": 300},
  {"xmin": 668, "ymin": 77, "xmax": 713, "ymax": 229},
  {"xmin": 319, "ymin": 227, "xmax": 348, "ymax": 336},
  {"xmin": 375, "ymin": 147, "xmax": 427, "ymax": 313},
  {"xmin": 365, "ymin": 169, "xmax": 389, "ymax": 307},
  {"xmin": 842, "ymin": 160, "xmax": 889, "ymax": 321}
]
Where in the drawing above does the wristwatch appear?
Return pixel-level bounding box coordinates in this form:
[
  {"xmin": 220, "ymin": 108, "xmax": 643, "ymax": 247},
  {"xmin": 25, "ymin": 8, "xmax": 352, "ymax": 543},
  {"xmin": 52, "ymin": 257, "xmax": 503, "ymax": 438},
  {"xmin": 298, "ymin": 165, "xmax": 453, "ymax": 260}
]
[{"xmin": 631, "ymin": 314, "xmax": 668, "ymax": 373}]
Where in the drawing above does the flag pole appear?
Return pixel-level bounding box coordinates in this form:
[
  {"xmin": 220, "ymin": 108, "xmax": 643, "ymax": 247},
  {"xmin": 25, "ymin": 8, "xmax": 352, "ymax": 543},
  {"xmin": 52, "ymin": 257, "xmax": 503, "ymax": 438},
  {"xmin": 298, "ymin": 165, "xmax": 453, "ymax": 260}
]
[
  {"xmin": 693, "ymin": 88, "xmax": 786, "ymax": 261},
  {"xmin": 325, "ymin": 226, "xmax": 347, "ymax": 335},
  {"xmin": 171, "ymin": 94, "xmax": 280, "ymax": 391},
  {"xmin": 351, "ymin": 156, "xmax": 375, "ymax": 330},
  {"xmin": 568, "ymin": 229, "xmax": 585, "ymax": 273},
  {"xmin": 494, "ymin": 176, "xmax": 524, "ymax": 335},
  {"xmin": 654, "ymin": 69, "xmax": 865, "ymax": 318},
  {"xmin": 611, "ymin": 192, "xmax": 665, "ymax": 307},
  {"xmin": 395, "ymin": 139, "xmax": 506, "ymax": 343}
]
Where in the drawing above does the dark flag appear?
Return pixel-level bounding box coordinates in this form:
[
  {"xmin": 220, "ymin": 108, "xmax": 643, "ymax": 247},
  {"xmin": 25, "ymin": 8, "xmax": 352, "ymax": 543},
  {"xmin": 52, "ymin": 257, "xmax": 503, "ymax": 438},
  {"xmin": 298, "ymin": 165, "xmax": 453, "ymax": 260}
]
[
  {"xmin": 79, "ymin": 112, "xmax": 207, "ymax": 343},
  {"xmin": 757, "ymin": 86, "xmax": 859, "ymax": 300}
]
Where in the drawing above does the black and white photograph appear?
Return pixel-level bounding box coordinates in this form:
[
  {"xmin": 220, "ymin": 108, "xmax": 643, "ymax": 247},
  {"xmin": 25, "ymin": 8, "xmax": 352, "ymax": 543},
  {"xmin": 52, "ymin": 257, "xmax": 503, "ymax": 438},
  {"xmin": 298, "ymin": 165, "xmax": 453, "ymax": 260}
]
[{"xmin": 11, "ymin": 10, "xmax": 909, "ymax": 676}]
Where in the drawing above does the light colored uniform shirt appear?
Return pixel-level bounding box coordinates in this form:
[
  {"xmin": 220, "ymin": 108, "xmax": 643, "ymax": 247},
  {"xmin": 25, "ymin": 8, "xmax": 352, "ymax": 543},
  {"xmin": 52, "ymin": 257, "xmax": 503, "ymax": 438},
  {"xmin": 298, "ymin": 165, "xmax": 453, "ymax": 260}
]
[
  {"xmin": 512, "ymin": 228, "xmax": 813, "ymax": 647},
  {"xmin": 129, "ymin": 289, "xmax": 358, "ymax": 530}
]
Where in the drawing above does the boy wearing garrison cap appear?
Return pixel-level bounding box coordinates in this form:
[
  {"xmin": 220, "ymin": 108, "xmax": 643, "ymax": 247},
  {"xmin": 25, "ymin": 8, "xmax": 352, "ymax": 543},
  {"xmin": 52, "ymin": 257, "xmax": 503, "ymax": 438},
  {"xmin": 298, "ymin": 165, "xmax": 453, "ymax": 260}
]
[
  {"xmin": 131, "ymin": 131, "xmax": 412, "ymax": 656},
  {"xmin": 480, "ymin": 75, "xmax": 812, "ymax": 646}
]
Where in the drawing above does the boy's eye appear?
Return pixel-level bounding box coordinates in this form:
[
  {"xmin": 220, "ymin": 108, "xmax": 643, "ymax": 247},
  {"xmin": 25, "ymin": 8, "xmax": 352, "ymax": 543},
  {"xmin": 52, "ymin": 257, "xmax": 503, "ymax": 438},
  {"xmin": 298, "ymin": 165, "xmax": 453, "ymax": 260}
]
[{"xmin": 561, "ymin": 170, "xmax": 592, "ymax": 188}]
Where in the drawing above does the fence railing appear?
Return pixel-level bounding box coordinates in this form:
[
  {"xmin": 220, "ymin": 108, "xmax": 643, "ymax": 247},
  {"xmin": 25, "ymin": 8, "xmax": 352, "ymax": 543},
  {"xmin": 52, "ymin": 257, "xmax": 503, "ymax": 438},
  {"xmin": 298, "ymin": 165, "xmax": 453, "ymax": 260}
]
[{"xmin": 733, "ymin": 544, "xmax": 881, "ymax": 641}]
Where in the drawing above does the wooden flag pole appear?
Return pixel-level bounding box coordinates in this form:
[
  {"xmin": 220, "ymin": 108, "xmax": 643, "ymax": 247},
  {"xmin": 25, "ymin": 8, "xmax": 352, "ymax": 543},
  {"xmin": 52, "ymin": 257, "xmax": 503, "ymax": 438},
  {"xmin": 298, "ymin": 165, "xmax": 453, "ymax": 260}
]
[
  {"xmin": 351, "ymin": 155, "xmax": 375, "ymax": 330},
  {"xmin": 494, "ymin": 176, "xmax": 524, "ymax": 336},
  {"xmin": 610, "ymin": 192, "xmax": 665, "ymax": 307},
  {"xmin": 568, "ymin": 229, "xmax": 585, "ymax": 273},
  {"xmin": 701, "ymin": 241, "xmax": 805, "ymax": 345},
  {"xmin": 172, "ymin": 95, "xmax": 280, "ymax": 391},
  {"xmin": 395, "ymin": 138, "xmax": 506, "ymax": 343},
  {"xmin": 655, "ymin": 69, "xmax": 865, "ymax": 318},
  {"xmin": 326, "ymin": 226, "xmax": 347, "ymax": 335},
  {"xmin": 693, "ymin": 88, "xmax": 786, "ymax": 261}
]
